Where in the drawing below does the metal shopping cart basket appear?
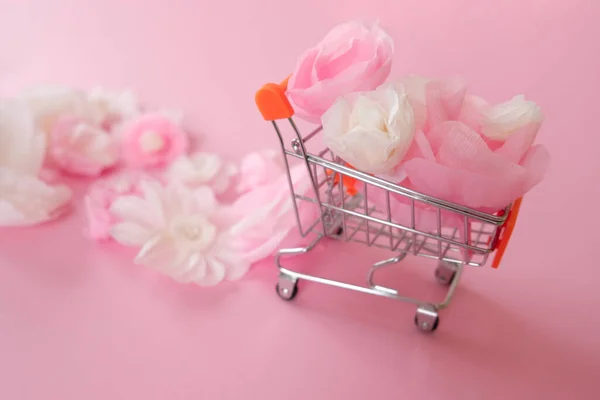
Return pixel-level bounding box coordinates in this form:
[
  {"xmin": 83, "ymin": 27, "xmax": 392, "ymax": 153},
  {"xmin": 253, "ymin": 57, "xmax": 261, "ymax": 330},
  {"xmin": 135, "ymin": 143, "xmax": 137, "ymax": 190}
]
[{"xmin": 255, "ymin": 77, "xmax": 522, "ymax": 333}]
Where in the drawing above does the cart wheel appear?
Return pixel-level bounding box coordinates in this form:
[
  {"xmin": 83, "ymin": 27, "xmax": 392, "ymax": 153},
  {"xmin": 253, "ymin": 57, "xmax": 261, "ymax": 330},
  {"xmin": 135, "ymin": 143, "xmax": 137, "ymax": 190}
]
[
  {"xmin": 414, "ymin": 304, "xmax": 439, "ymax": 333},
  {"xmin": 434, "ymin": 262, "xmax": 457, "ymax": 286},
  {"xmin": 276, "ymin": 278, "xmax": 298, "ymax": 301},
  {"xmin": 334, "ymin": 226, "xmax": 344, "ymax": 236}
]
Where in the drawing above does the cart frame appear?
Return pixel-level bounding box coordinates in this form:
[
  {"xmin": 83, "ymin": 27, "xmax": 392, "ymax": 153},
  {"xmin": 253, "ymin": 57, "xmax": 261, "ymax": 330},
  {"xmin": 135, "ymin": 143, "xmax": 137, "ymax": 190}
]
[{"xmin": 255, "ymin": 78, "xmax": 521, "ymax": 332}]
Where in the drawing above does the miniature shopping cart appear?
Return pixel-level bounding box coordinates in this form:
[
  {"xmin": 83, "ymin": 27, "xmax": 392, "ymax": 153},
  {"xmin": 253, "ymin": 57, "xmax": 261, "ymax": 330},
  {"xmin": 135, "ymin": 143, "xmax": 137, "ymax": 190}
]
[{"xmin": 255, "ymin": 77, "xmax": 522, "ymax": 333}]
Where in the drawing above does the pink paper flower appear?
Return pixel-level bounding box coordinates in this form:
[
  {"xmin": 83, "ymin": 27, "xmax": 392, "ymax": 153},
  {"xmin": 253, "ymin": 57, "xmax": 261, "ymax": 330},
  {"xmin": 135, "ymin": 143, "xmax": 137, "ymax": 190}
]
[
  {"xmin": 119, "ymin": 113, "xmax": 189, "ymax": 169},
  {"xmin": 84, "ymin": 172, "xmax": 148, "ymax": 240},
  {"xmin": 287, "ymin": 20, "xmax": 394, "ymax": 123},
  {"xmin": 403, "ymin": 121, "xmax": 549, "ymax": 211},
  {"xmin": 109, "ymin": 180, "xmax": 246, "ymax": 286},
  {"xmin": 0, "ymin": 100, "xmax": 72, "ymax": 226},
  {"xmin": 166, "ymin": 152, "xmax": 237, "ymax": 194},
  {"xmin": 49, "ymin": 115, "xmax": 119, "ymax": 177},
  {"xmin": 235, "ymin": 149, "xmax": 282, "ymax": 194},
  {"xmin": 226, "ymin": 163, "xmax": 319, "ymax": 268}
]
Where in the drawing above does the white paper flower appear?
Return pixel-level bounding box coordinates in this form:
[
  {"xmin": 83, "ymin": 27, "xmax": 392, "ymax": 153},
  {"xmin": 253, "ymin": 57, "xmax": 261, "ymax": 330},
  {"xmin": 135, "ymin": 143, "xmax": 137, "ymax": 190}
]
[
  {"xmin": 0, "ymin": 100, "xmax": 46, "ymax": 175},
  {"xmin": 20, "ymin": 86, "xmax": 98, "ymax": 132},
  {"xmin": 49, "ymin": 115, "xmax": 118, "ymax": 176},
  {"xmin": 0, "ymin": 100, "xmax": 72, "ymax": 226},
  {"xmin": 109, "ymin": 180, "xmax": 246, "ymax": 286},
  {"xmin": 166, "ymin": 152, "xmax": 237, "ymax": 194},
  {"xmin": 479, "ymin": 95, "xmax": 543, "ymax": 141},
  {"xmin": 322, "ymin": 83, "xmax": 415, "ymax": 175},
  {"xmin": 0, "ymin": 167, "xmax": 71, "ymax": 226},
  {"xmin": 87, "ymin": 86, "xmax": 140, "ymax": 123}
]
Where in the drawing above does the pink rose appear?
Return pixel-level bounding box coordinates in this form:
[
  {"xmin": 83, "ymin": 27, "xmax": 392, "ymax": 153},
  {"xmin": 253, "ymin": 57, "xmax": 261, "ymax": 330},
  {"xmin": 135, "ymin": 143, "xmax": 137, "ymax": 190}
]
[
  {"xmin": 49, "ymin": 115, "xmax": 118, "ymax": 177},
  {"xmin": 120, "ymin": 113, "xmax": 189, "ymax": 168},
  {"xmin": 286, "ymin": 20, "xmax": 394, "ymax": 123}
]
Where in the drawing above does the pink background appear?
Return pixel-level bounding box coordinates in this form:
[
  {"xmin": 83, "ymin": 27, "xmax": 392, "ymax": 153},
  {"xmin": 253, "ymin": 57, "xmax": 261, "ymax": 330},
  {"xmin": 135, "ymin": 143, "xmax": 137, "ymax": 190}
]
[{"xmin": 1, "ymin": 1, "xmax": 599, "ymax": 399}]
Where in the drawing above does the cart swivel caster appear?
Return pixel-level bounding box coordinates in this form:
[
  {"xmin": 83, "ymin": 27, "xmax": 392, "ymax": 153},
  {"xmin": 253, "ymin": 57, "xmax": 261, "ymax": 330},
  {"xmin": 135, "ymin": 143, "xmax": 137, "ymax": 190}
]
[
  {"xmin": 415, "ymin": 304, "xmax": 439, "ymax": 333},
  {"xmin": 434, "ymin": 262, "xmax": 457, "ymax": 286},
  {"xmin": 276, "ymin": 275, "xmax": 298, "ymax": 301}
]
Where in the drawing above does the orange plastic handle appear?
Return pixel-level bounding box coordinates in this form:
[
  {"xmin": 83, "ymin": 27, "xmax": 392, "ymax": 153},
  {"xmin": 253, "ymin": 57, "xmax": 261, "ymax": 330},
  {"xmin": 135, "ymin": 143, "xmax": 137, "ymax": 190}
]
[
  {"xmin": 255, "ymin": 76, "xmax": 295, "ymax": 121},
  {"xmin": 491, "ymin": 197, "xmax": 523, "ymax": 269}
]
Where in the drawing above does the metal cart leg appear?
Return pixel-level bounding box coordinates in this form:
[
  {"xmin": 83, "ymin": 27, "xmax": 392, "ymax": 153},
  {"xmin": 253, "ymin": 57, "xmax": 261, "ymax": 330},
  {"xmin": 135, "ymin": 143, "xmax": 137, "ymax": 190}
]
[
  {"xmin": 415, "ymin": 261, "xmax": 464, "ymax": 333},
  {"xmin": 274, "ymin": 235, "xmax": 465, "ymax": 333},
  {"xmin": 275, "ymin": 234, "xmax": 324, "ymax": 301},
  {"xmin": 276, "ymin": 273, "xmax": 298, "ymax": 301},
  {"xmin": 434, "ymin": 261, "xmax": 459, "ymax": 285}
]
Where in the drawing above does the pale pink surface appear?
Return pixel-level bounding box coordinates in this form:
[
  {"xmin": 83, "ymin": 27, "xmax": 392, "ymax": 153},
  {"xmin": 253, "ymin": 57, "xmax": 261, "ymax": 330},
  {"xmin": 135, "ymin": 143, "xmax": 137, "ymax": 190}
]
[{"xmin": 0, "ymin": 2, "xmax": 599, "ymax": 400}]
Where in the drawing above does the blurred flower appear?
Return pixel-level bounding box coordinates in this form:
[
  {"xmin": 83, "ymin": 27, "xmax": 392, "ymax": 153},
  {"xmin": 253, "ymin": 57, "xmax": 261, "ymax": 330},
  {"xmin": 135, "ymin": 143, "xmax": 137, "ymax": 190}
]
[
  {"xmin": 109, "ymin": 180, "xmax": 245, "ymax": 286},
  {"xmin": 166, "ymin": 152, "xmax": 237, "ymax": 194},
  {"xmin": 226, "ymin": 163, "xmax": 318, "ymax": 271},
  {"xmin": 86, "ymin": 86, "xmax": 140, "ymax": 129},
  {"xmin": 235, "ymin": 149, "xmax": 281, "ymax": 194},
  {"xmin": 119, "ymin": 113, "xmax": 189, "ymax": 169},
  {"xmin": 49, "ymin": 115, "xmax": 118, "ymax": 176},
  {"xmin": 0, "ymin": 100, "xmax": 71, "ymax": 226},
  {"xmin": 0, "ymin": 167, "xmax": 71, "ymax": 226},
  {"xmin": 84, "ymin": 172, "xmax": 148, "ymax": 240},
  {"xmin": 20, "ymin": 86, "xmax": 97, "ymax": 133}
]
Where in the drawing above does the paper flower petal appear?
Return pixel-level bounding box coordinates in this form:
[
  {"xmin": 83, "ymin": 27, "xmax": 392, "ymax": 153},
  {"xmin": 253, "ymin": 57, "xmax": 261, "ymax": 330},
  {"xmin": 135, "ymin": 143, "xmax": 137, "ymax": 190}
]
[
  {"xmin": 287, "ymin": 20, "xmax": 394, "ymax": 123},
  {"xmin": 0, "ymin": 167, "xmax": 71, "ymax": 226}
]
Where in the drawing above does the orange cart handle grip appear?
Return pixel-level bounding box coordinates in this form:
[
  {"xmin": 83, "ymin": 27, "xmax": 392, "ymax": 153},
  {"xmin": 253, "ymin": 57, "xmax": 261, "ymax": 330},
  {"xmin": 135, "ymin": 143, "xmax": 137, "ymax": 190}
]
[
  {"xmin": 255, "ymin": 76, "xmax": 295, "ymax": 121},
  {"xmin": 491, "ymin": 197, "xmax": 523, "ymax": 269}
]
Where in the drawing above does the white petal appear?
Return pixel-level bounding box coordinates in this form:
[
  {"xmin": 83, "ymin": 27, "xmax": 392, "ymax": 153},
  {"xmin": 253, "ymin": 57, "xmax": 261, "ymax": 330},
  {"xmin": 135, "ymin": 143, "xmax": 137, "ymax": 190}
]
[
  {"xmin": 175, "ymin": 253, "xmax": 208, "ymax": 283},
  {"xmin": 110, "ymin": 195, "xmax": 163, "ymax": 229},
  {"xmin": 192, "ymin": 186, "xmax": 218, "ymax": 215},
  {"xmin": 109, "ymin": 222, "xmax": 154, "ymax": 246},
  {"xmin": 0, "ymin": 168, "xmax": 71, "ymax": 227},
  {"xmin": 321, "ymin": 97, "xmax": 352, "ymax": 140},
  {"xmin": 196, "ymin": 257, "xmax": 226, "ymax": 286},
  {"xmin": 0, "ymin": 99, "xmax": 46, "ymax": 175},
  {"xmin": 323, "ymin": 87, "xmax": 415, "ymax": 175},
  {"xmin": 139, "ymin": 180, "xmax": 166, "ymax": 208},
  {"xmin": 190, "ymin": 152, "xmax": 222, "ymax": 179},
  {"xmin": 134, "ymin": 234, "xmax": 187, "ymax": 277},
  {"xmin": 480, "ymin": 95, "xmax": 543, "ymax": 140}
]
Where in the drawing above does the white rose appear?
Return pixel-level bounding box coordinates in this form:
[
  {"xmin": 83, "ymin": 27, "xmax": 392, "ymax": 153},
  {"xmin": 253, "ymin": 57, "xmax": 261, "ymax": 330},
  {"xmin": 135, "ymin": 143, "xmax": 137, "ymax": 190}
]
[
  {"xmin": 480, "ymin": 95, "xmax": 543, "ymax": 141},
  {"xmin": 321, "ymin": 84, "xmax": 415, "ymax": 175}
]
